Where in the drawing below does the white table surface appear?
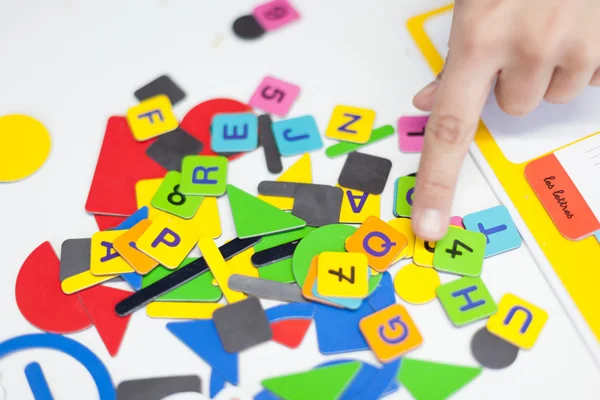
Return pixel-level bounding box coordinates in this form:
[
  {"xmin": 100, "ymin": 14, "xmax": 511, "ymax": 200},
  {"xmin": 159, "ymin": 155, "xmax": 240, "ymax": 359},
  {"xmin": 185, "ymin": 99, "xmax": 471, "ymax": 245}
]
[{"xmin": 1, "ymin": 0, "xmax": 599, "ymax": 399}]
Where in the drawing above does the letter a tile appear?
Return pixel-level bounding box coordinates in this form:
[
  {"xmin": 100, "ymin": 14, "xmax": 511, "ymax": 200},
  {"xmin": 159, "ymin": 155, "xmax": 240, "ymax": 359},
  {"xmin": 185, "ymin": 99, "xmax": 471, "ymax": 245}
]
[
  {"xmin": 90, "ymin": 230, "xmax": 134, "ymax": 276},
  {"xmin": 136, "ymin": 218, "xmax": 198, "ymax": 269},
  {"xmin": 180, "ymin": 155, "xmax": 228, "ymax": 196},
  {"xmin": 337, "ymin": 185, "xmax": 380, "ymax": 224}
]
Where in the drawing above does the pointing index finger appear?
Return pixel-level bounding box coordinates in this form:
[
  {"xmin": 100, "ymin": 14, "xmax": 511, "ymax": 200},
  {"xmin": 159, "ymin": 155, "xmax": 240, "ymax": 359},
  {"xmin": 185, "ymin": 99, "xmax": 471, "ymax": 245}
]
[{"xmin": 411, "ymin": 51, "xmax": 497, "ymax": 241}]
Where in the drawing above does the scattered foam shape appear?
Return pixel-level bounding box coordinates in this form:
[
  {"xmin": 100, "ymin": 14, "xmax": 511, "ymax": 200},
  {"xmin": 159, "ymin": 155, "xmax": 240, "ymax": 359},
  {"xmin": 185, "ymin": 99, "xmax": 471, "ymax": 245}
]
[
  {"xmin": 313, "ymin": 301, "xmax": 373, "ymax": 355},
  {"xmin": 15, "ymin": 242, "xmax": 92, "ymax": 334},
  {"xmin": 78, "ymin": 285, "xmax": 132, "ymax": 357},
  {"xmin": 122, "ymin": 273, "xmax": 143, "ymax": 291},
  {"xmin": 0, "ymin": 114, "xmax": 51, "ymax": 182},
  {"xmin": 265, "ymin": 303, "xmax": 316, "ymax": 322},
  {"xmin": 398, "ymin": 358, "xmax": 482, "ymax": 400},
  {"xmin": 317, "ymin": 359, "xmax": 400, "ymax": 400},
  {"xmin": 352, "ymin": 360, "xmax": 401, "ymax": 400},
  {"xmin": 0, "ymin": 334, "xmax": 115, "ymax": 399},
  {"xmin": 325, "ymin": 125, "xmax": 395, "ymax": 158},
  {"xmin": 167, "ymin": 320, "xmax": 239, "ymax": 385},
  {"xmin": 117, "ymin": 375, "xmax": 202, "ymax": 400},
  {"xmin": 210, "ymin": 369, "xmax": 227, "ymax": 399},
  {"xmin": 232, "ymin": 14, "xmax": 266, "ymax": 40},
  {"xmin": 94, "ymin": 214, "xmax": 128, "ymax": 231},
  {"xmin": 227, "ymin": 184, "xmax": 306, "ymax": 238},
  {"xmin": 394, "ymin": 263, "xmax": 440, "ymax": 305},
  {"xmin": 471, "ymin": 327, "xmax": 519, "ymax": 369},
  {"xmin": 261, "ymin": 362, "xmax": 361, "ymax": 400},
  {"xmin": 270, "ymin": 319, "xmax": 312, "ymax": 349},
  {"xmin": 86, "ymin": 116, "xmax": 165, "ymax": 215},
  {"xmin": 253, "ymin": 389, "xmax": 279, "ymax": 400},
  {"xmin": 367, "ymin": 272, "xmax": 395, "ymax": 311},
  {"xmin": 258, "ymin": 153, "xmax": 312, "ymax": 210},
  {"xmin": 25, "ymin": 362, "xmax": 53, "ymax": 400}
]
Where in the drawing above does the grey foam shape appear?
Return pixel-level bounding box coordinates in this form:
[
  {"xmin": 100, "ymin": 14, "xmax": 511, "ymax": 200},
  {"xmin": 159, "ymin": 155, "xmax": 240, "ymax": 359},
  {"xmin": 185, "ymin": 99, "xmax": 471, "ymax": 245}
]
[
  {"xmin": 338, "ymin": 151, "xmax": 392, "ymax": 195},
  {"xmin": 228, "ymin": 274, "xmax": 307, "ymax": 303},
  {"xmin": 116, "ymin": 375, "xmax": 201, "ymax": 400},
  {"xmin": 292, "ymin": 184, "xmax": 343, "ymax": 227},
  {"xmin": 59, "ymin": 238, "xmax": 91, "ymax": 282},
  {"xmin": 134, "ymin": 75, "xmax": 186, "ymax": 105},
  {"xmin": 259, "ymin": 114, "xmax": 283, "ymax": 174},
  {"xmin": 213, "ymin": 296, "xmax": 273, "ymax": 353},
  {"xmin": 258, "ymin": 181, "xmax": 300, "ymax": 197},
  {"xmin": 146, "ymin": 128, "xmax": 204, "ymax": 172},
  {"xmin": 471, "ymin": 327, "xmax": 519, "ymax": 369}
]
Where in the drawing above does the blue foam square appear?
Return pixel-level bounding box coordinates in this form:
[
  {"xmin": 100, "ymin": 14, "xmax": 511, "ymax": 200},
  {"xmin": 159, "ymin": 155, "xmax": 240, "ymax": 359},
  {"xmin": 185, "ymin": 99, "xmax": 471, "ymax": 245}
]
[
  {"xmin": 463, "ymin": 205, "xmax": 522, "ymax": 257},
  {"xmin": 272, "ymin": 115, "xmax": 323, "ymax": 156},
  {"xmin": 211, "ymin": 112, "xmax": 258, "ymax": 153},
  {"xmin": 367, "ymin": 272, "xmax": 395, "ymax": 311},
  {"xmin": 313, "ymin": 301, "xmax": 373, "ymax": 355}
]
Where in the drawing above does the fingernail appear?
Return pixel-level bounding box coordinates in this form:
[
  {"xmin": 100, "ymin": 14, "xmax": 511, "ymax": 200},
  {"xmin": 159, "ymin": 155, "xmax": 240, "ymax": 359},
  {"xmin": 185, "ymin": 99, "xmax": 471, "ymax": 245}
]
[
  {"xmin": 414, "ymin": 208, "xmax": 443, "ymax": 238},
  {"xmin": 415, "ymin": 80, "xmax": 439, "ymax": 98}
]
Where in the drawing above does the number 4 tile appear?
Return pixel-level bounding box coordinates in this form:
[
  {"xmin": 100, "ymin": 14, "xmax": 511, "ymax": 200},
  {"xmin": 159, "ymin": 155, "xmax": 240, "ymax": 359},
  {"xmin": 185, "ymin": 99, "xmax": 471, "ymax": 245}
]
[{"xmin": 433, "ymin": 227, "xmax": 486, "ymax": 277}]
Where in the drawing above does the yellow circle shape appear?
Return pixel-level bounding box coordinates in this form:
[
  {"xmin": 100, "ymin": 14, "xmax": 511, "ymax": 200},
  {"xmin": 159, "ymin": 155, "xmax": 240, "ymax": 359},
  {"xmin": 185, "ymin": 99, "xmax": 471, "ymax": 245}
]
[
  {"xmin": 394, "ymin": 263, "xmax": 441, "ymax": 305},
  {"xmin": 0, "ymin": 114, "xmax": 51, "ymax": 182}
]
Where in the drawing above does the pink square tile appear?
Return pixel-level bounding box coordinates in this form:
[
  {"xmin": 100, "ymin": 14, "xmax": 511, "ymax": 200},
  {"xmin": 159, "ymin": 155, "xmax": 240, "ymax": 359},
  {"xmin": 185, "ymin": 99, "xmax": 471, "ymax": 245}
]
[
  {"xmin": 450, "ymin": 216, "xmax": 465, "ymax": 228},
  {"xmin": 253, "ymin": 0, "xmax": 300, "ymax": 31},
  {"xmin": 249, "ymin": 76, "xmax": 301, "ymax": 117},
  {"xmin": 398, "ymin": 115, "xmax": 429, "ymax": 153}
]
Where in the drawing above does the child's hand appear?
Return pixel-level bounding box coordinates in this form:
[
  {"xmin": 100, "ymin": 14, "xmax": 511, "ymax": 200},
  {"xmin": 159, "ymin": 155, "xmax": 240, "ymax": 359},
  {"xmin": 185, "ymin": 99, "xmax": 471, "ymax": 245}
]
[{"xmin": 410, "ymin": 0, "xmax": 600, "ymax": 240}]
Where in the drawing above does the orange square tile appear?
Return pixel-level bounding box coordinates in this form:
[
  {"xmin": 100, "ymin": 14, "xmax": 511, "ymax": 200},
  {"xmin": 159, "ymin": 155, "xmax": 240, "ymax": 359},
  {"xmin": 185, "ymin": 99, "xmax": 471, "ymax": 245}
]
[
  {"xmin": 346, "ymin": 216, "xmax": 408, "ymax": 272},
  {"xmin": 359, "ymin": 303, "xmax": 422, "ymax": 362},
  {"xmin": 113, "ymin": 219, "xmax": 159, "ymax": 275}
]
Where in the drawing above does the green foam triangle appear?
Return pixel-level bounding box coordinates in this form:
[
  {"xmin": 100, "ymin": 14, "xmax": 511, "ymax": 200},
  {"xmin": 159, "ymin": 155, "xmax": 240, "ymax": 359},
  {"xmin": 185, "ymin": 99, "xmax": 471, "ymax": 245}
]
[
  {"xmin": 227, "ymin": 184, "xmax": 306, "ymax": 239},
  {"xmin": 398, "ymin": 358, "xmax": 482, "ymax": 400},
  {"xmin": 262, "ymin": 361, "xmax": 361, "ymax": 400}
]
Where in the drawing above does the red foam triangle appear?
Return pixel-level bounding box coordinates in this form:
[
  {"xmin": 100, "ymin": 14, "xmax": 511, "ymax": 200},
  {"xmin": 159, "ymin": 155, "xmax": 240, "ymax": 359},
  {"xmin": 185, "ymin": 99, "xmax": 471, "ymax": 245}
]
[
  {"xmin": 270, "ymin": 319, "xmax": 312, "ymax": 349},
  {"xmin": 79, "ymin": 285, "xmax": 132, "ymax": 357},
  {"xmin": 15, "ymin": 242, "xmax": 92, "ymax": 334}
]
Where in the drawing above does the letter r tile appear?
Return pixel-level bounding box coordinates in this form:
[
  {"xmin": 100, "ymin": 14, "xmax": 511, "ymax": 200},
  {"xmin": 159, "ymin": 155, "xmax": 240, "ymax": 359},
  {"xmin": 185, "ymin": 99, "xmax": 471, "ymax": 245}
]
[
  {"xmin": 179, "ymin": 155, "xmax": 228, "ymax": 196},
  {"xmin": 436, "ymin": 277, "xmax": 497, "ymax": 326}
]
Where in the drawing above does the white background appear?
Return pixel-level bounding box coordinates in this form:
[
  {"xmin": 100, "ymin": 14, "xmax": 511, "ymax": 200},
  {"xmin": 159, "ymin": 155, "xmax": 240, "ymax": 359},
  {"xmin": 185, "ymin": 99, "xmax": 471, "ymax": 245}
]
[{"xmin": 0, "ymin": 0, "xmax": 599, "ymax": 399}]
